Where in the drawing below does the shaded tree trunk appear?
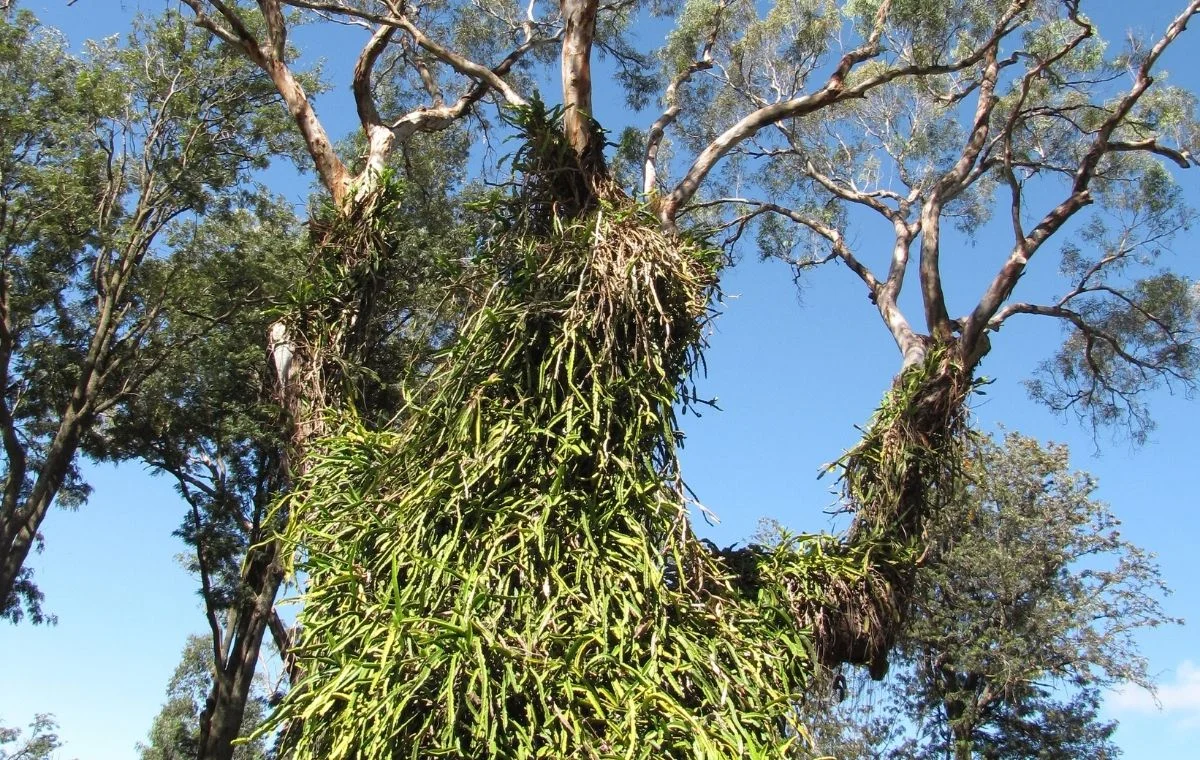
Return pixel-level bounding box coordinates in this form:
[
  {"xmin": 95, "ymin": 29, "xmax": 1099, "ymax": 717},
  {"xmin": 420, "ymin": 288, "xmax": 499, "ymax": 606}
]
[
  {"xmin": 197, "ymin": 541, "xmax": 286, "ymax": 760},
  {"xmin": 0, "ymin": 413, "xmax": 89, "ymax": 615}
]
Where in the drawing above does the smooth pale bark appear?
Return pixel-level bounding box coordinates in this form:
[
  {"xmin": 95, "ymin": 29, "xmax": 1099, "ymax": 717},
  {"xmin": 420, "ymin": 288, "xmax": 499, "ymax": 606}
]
[
  {"xmin": 182, "ymin": 1, "xmax": 351, "ymax": 203},
  {"xmin": 962, "ymin": 0, "xmax": 1200, "ymax": 353},
  {"xmin": 353, "ymin": 26, "xmax": 398, "ymax": 185},
  {"xmin": 559, "ymin": 0, "xmax": 601, "ymax": 169},
  {"xmin": 918, "ymin": 197, "xmax": 953, "ymax": 344},
  {"xmin": 644, "ymin": 57, "xmax": 714, "ymax": 195},
  {"xmin": 264, "ymin": 61, "xmax": 350, "ymax": 204}
]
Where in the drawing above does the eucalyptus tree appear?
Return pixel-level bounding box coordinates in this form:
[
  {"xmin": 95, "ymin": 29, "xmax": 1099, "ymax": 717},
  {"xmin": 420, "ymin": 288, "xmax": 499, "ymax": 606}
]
[
  {"xmin": 699, "ymin": 0, "xmax": 1200, "ymax": 441},
  {"xmin": 0, "ymin": 8, "xmax": 300, "ymax": 622},
  {"xmin": 174, "ymin": 1, "xmax": 1200, "ymax": 756}
]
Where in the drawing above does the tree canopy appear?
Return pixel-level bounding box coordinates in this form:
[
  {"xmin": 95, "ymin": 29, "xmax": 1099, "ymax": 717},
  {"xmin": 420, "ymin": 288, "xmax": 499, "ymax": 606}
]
[
  {"xmin": 176, "ymin": 0, "xmax": 1199, "ymax": 432},
  {"xmin": 2, "ymin": 1, "xmax": 1197, "ymax": 758},
  {"xmin": 0, "ymin": 6, "xmax": 300, "ymax": 622}
]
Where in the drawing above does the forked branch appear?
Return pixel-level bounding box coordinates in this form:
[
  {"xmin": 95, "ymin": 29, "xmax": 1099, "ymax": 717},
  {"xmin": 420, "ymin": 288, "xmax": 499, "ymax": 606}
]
[{"xmin": 961, "ymin": 0, "xmax": 1200, "ymax": 354}]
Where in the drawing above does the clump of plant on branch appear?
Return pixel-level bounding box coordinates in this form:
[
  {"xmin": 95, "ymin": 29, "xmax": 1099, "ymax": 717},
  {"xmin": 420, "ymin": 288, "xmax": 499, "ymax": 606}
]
[
  {"xmin": 838, "ymin": 345, "xmax": 974, "ymax": 546},
  {"xmin": 821, "ymin": 344, "xmax": 976, "ymax": 675},
  {"xmin": 261, "ymin": 104, "xmax": 831, "ymax": 759},
  {"xmin": 279, "ymin": 166, "xmax": 468, "ymax": 445},
  {"xmin": 724, "ymin": 345, "xmax": 979, "ymax": 682}
]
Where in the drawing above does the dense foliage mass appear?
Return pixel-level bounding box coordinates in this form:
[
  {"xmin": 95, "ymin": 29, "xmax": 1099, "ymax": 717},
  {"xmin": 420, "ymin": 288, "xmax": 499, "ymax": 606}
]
[
  {"xmin": 268, "ymin": 109, "xmax": 817, "ymax": 755},
  {"xmin": 0, "ymin": 6, "xmax": 299, "ymax": 623}
]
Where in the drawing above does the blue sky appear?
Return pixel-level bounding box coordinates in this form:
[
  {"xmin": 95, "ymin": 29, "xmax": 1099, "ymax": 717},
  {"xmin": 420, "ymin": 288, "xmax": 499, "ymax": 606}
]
[{"xmin": 2, "ymin": 1, "xmax": 1199, "ymax": 757}]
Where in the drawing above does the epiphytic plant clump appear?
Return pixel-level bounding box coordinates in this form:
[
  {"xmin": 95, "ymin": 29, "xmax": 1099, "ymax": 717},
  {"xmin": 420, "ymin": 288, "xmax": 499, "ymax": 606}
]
[
  {"xmin": 279, "ymin": 169, "xmax": 465, "ymax": 445},
  {"xmin": 264, "ymin": 105, "xmax": 817, "ymax": 758},
  {"xmin": 264, "ymin": 103, "xmax": 980, "ymax": 758},
  {"xmin": 719, "ymin": 347, "xmax": 976, "ymax": 683},
  {"xmin": 821, "ymin": 346, "xmax": 976, "ymax": 674},
  {"xmin": 840, "ymin": 345, "xmax": 974, "ymax": 544}
]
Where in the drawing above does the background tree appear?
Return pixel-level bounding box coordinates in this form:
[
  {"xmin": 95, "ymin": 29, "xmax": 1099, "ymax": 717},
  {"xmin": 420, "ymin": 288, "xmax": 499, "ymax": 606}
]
[
  {"xmin": 98, "ymin": 151, "xmax": 473, "ymax": 759},
  {"xmin": 0, "ymin": 2, "xmax": 483, "ymax": 752},
  {"xmin": 0, "ymin": 714, "xmax": 65, "ymax": 760},
  {"xmin": 97, "ymin": 202, "xmax": 304, "ymax": 760},
  {"xmin": 0, "ymin": 7, "xmax": 300, "ymax": 621},
  {"xmin": 803, "ymin": 432, "xmax": 1179, "ymax": 759}
]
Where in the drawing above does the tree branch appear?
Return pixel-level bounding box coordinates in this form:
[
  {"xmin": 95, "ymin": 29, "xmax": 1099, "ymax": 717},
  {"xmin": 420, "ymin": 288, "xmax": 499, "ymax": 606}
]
[
  {"xmin": 659, "ymin": 0, "xmax": 1028, "ymax": 226},
  {"xmin": 642, "ymin": 1, "xmax": 727, "ymax": 194},
  {"xmin": 257, "ymin": 0, "xmax": 287, "ymax": 61},
  {"xmin": 281, "ymin": 0, "xmax": 528, "ymax": 106},
  {"xmin": 961, "ymin": 0, "xmax": 1200, "ymax": 353},
  {"xmin": 1106, "ymin": 138, "xmax": 1193, "ymax": 168}
]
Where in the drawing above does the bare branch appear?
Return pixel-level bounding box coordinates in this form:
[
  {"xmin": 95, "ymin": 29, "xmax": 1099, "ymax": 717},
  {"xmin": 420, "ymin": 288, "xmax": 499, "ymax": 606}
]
[
  {"xmin": 991, "ymin": 303, "xmax": 1191, "ymax": 381},
  {"xmin": 643, "ymin": 0, "xmax": 728, "ymax": 194},
  {"xmin": 204, "ymin": 0, "xmax": 267, "ymax": 62},
  {"xmin": 659, "ymin": 0, "xmax": 1029, "ymax": 226},
  {"xmin": 390, "ymin": 34, "xmax": 551, "ymax": 140},
  {"xmin": 749, "ymin": 201, "xmax": 881, "ymax": 294},
  {"xmin": 724, "ymin": 198, "xmax": 927, "ymax": 366},
  {"xmin": 179, "ymin": 0, "xmax": 243, "ymax": 48},
  {"xmin": 353, "ymin": 25, "xmax": 397, "ymax": 177},
  {"xmin": 803, "ymin": 159, "xmax": 899, "ymax": 221},
  {"xmin": 921, "ymin": 42, "xmax": 1005, "ymax": 343},
  {"xmin": 281, "ymin": 0, "xmax": 528, "ymax": 106},
  {"xmin": 182, "ymin": 1, "xmax": 351, "ymax": 200},
  {"xmin": 1106, "ymin": 139, "xmax": 1193, "ymax": 168},
  {"xmin": 397, "ymin": 15, "xmax": 527, "ymax": 107},
  {"xmin": 962, "ymin": 0, "xmax": 1200, "ymax": 352},
  {"xmin": 403, "ymin": 36, "xmax": 444, "ymax": 107}
]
